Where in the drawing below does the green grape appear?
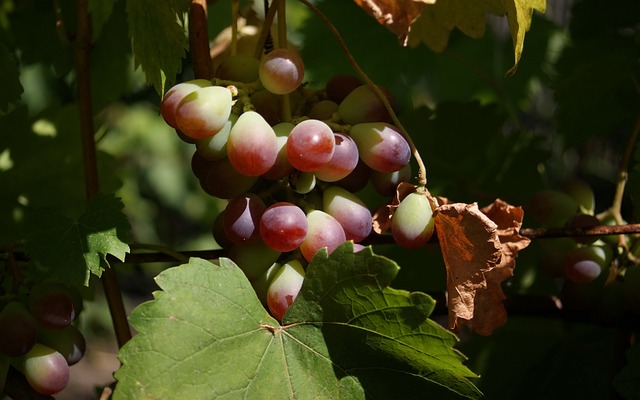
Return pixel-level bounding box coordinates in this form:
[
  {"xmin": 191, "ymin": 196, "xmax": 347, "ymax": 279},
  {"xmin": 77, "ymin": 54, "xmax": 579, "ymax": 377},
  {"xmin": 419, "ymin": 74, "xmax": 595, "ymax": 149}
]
[
  {"xmin": 563, "ymin": 244, "xmax": 612, "ymax": 283},
  {"xmin": 0, "ymin": 301, "xmax": 37, "ymax": 357},
  {"xmin": 215, "ymin": 54, "xmax": 260, "ymax": 83},
  {"xmin": 308, "ymin": 100, "xmax": 339, "ymax": 121},
  {"xmin": 338, "ymin": 84, "xmax": 394, "ymax": 125},
  {"xmin": 250, "ymin": 263, "xmax": 281, "ymax": 307},
  {"xmin": 229, "ymin": 240, "xmax": 281, "ymax": 280},
  {"xmin": 160, "ymin": 79, "xmax": 211, "ymax": 129},
  {"xmin": 195, "ymin": 114, "xmax": 236, "ymax": 161},
  {"xmin": 561, "ymin": 179, "xmax": 595, "ymax": 215},
  {"xmin": 527, "ymin": 190, "xmax": 579, "ymax": 227},
  {"xmin": 289, "ymin": 171, "xmax": 316, "ymax": 194},
  {"xmin": 391, "ymin": 192, "xmax": 435, "ymax": 249},
  {"xmin": 37, "ymin": 325, "xmax": 86, "ymax": 366},
  {"xmin": 175, "ymin": 86, "xmax": 233, "ymax": 140},
  {"xmin": 267, "ymin": 260, "xmax": 306, "ymax": 321}
]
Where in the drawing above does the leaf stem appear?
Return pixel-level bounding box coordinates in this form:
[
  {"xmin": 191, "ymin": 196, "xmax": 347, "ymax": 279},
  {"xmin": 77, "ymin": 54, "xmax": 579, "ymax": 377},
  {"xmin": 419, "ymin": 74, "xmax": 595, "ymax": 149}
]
[
  {"xmin": 75, "ymin": 0, "xmax": 131, "ymax": 347},
  {"xmin": 129, "ymin": 243, "xmax": 191, "ymax": 264},
  {"xmin": 189, "ymin": 0, "xmax": 213, "ymax": 80},
  {"xmin": 297, "ymin": 0, "xmax": 427, "ymax": 186}
]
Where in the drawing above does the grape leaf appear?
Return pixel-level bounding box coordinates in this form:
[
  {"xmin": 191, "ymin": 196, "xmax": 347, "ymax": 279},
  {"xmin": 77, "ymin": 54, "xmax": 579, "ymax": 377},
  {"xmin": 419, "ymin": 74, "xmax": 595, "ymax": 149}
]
[
  {"xmin": 435, "ymin": 200, "xmax": 529, "ymax": 336},
  {"xmin": 114, "ymin": 245, "xmax": 482, "ymax": 399},
  {"xmin": 89, "ymin": 0, "xmax": 116, "ymax": 40},
  {"xmin": 352, "ymin": 0, "xmax": 434, "ymax": 45},
  {"xmin": 126, "ymin": 0, "xmax": 189, "ymax": 95},
  {"xmin": 0, "ymin": 42, "xmax": 23, "ymax": 112},
  {"xmin": 25, "ymin": 194, "xmax": 131, "ymax": 286},
  {"xmin": 613, "ymin": 342, "xmax": 640, "ymax": 399},
  {"xmin": 407, "ymin": 0, "xmax": 546, "ymax": 75}
]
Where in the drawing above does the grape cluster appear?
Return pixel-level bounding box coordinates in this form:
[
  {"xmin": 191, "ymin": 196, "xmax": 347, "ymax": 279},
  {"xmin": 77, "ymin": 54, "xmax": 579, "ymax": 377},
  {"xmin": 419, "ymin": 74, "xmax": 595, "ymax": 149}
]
[
  {"xmin": 0, "ymin": 282, "xmax": 85, "ymax": 395},
  {"xmin": 161, "ymin": 48, "xmax": 435, "ymax": 321},
  {"xmin": 528, "ymin": 179, "xmax": 639, "ymax": 323}
]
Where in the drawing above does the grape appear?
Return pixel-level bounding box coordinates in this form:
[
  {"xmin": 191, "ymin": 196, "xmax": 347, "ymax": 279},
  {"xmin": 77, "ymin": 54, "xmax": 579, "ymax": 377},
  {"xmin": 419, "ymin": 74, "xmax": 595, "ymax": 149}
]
[
  {"xmin": 286, "ymin": 119, "xmax": 335, "ymax": 172},
  {"xmin": 250, "ymin": 90, "xmax": 282, "ymax": 126},
  {"xmin": 267, "ymin": 259, "xmax": 306, "ymax": 321},
  {"xmin": 229, "ymin": 240, "xmax": 281, "ymax": 280},
  {"xmin": 175, "ymin": 86, "xmax": 233, "ymax": 140},
  {"xmin": 565, "ymin": 213, "xmax": 600, "ymax": 244},
  {"xmin": 259, "ymin": 202, "xmax": 308, "ymax": 252},
  {"xmin": 300, "ymin": 210, "xmax": 347, "ymax": 262},
  {"xmin": 215, "ymin": 54, "xmax": 260, "ymax": 83},
  {"xmin": 322, "ymin": 186, "xmax": 372, "ymax": 243},
  {"xmin": 338, "ymin": 84, "xmax": 394, "ymax": 125},
  {"xmin": 290, "ymin": 171, "xmax": 316, "ymax": 194},
  {"xmin": 538, "ymin": 238, "xmax": 577, "ymax": 277},
  {"xmin": 259, "ymin": 48, "xmax": 305, "ymax": 95},
  {"xmin": 195, "ymin": 114, "xmax": 236, "ymax": 161},
  {"xmin": 349, "ymin": 123, "xmax": 410, "ymax": 173},
  {"xmin": 0, "ymin": 301, "xmax": 37, "ymax": 357},
  {"xmin": 250, "ymin": 262, "xmax": 281, "ymax": 307},
  {"xmin": 370, "ymin": 163, "xmax": 412, "ymax": 197},
  {"xmin": 28, "ymin": 283, "xmax": 76, "ymax": 330},
  {"xmin": 223, "ymin": 193, "xmax": 266, "ymax": 244},
  {"xmin": 623, "ymin": 265, "xmax": 640, "ymax": 316},
  {"xmin": 563, "ymin": 245, "xmax": 612, "ymax": 283},
  {"xmin": 37, "ymin": 325, "xmax": 86, "ymax": 366},
  {"xmin": 194, "ymin": 155, "xmax": 258, "ymax": 199},
  {"xmin": 391, "ymin": 192, "xmax": 435, "ymax": 249},
  {"xmin": 334, "ymin": 158, "xmax": 371, "ymax": 193},
  {"xmin": 308, "ymin": 100, "xmax": 339, "ymax": 121},
  {"xmin": 212, "ymin": 211, "xmax": 233, "ymax": 250},
  {"xmin": 160, "ymin": 79, "xmax": 211, "ymax": 129},
  {"xmin": 314, "ymin": 133, "xmax": 359, "ymax": 182},
  {"xmin": 263, "ymin": 122, "xmax": 294, "ymax": 180},
  {"xmin": 14, "ymin": 343, "xmax": 69, "ymax": 395},
  {"xmin": 325, "ymin": 74, "xmax": 361, "ymax": 104},
  {"xmin": 227, "ymin": 111, "xmax": 278, "ymax": 176},
  {"xmin": 561, "ymin": 179, "xmax": 595, "ymax": 215},
  {"xmin": 527, "ymin": 190, "xmax": 578, "ymax": 227}
]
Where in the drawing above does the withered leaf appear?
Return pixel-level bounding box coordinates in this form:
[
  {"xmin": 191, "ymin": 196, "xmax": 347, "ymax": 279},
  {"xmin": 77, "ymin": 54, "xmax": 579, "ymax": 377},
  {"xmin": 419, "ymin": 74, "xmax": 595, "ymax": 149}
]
[
  {"xmin": 353, "ymin": 0, "xmax": 434, "ymax": 45},
  {"xmin": 435, "ymin": 202, "xmax": 501, "ymax": 335}
]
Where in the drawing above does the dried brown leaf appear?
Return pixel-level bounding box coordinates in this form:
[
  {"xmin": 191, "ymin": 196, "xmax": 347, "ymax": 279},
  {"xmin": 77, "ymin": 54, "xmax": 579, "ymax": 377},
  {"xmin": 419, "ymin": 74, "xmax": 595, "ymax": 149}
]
[{"xmin": 353, "ymin": 0, "xmax": 434, "ymax": 45}]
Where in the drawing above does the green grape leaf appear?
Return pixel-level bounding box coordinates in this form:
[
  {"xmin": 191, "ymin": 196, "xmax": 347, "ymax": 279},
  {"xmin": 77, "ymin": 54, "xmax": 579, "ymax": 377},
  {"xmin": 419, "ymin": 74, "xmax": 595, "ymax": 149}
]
[
  {"xmin": 0, "ymin": 42, "xmax": 23, "ymax": 112},
  {"xmin": 25, "ymin": 194, "xmax": 131, "ymax": 286},
  {"xmin": 126, "ymin": 0, "xmax": 189, "ymax": 95},
  {"xmin": 114, "ymin": 244, "xmax": 482, "ymax": 399},
  {"xmin": 407, "ymin": 0, "xmax": 546, "ymax": 75}
]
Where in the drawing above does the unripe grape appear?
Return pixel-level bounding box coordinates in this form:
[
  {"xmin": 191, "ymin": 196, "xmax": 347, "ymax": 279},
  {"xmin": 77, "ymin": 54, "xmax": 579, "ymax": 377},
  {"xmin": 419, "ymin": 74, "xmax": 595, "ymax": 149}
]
[
  {"xmin": 229, "ymin": 240, "xmax": 281, "ymax": 280},
  {"xmin": 286, "ymin": 119, "xmax": 335, "ymax": 172},
  {"xmin": 308, "ymin": 100, "xmax": 339, "ymax": 121},
  {"xmin": 561, "ymin": 179, "xmax": 595, "ymax": 215},
  {"xmin": 28, "ymin": 283, "xmax": 77, "ymax": 330},
  {"xmin": 227, "ymin": 111, "xmax": 278, "ymax": 176},
  {"xmin": 322, "ymin": 186, "xmax": 372, "ymax": 243},
  {"xmin": 223, "ymin": 193, "xmax": 266, "ymax": 244},
  {"xmin": 260, "ymin": 202, "xmax": 308, "ymax": 252},
  {"xmin": 267, "ymin": 260, "xmax": 306, "ymax": 321},
  {"xmin": 391, "ymin": 192, "xmax": 435, "ymax": 249},
  {"xmin": 338, "ymin": 84, "xmax": 394, "ymax": 125},
  {"xmin": 263, "ymin": 123, "xmax": 294, "ymax": 181},
  {"xmin": 349, "ymin": 123, "xmax": 410, "ymax": 173},
  {"xmin": 259, "ymin": 48, "xmax": 305, "ymax": 95},
  {"xmin": 37, "ymin": 325, "xmax": 86, "ymax": 366},
  {"xmin": 0, "ymin": 301, "xmax": 37, "ymax": 357},
  {"xmin": 195, "ymin": 114, "xmax": 236, "ymax": 161},
  {"xmin": 528, "ymin": 190, "xmax": 578, "ymax": 227},
  {"xmin": 325, "ymin": 74, "xmax": 361, "ymax": 104},
  {"xmin": 563, "ymin": 245, "xmax": 612, "ymax": 283},
  {"xmin": 290, "ymin": 171, "xmax": 316, "ymax": 194},
  {"xmin": 301, "ymin": 210, "xmax": 347, "ymax": 262},
  {"xmin": 250, "ymin": 263, "xmax": 281, "ymax": 307},
  {"xmin": 160, "ymin": 79, "xmax": 211, "ymax": 129},
  {"xmin": 314, "ymin": 133, "xmax": 359, "ymax": 182},
  {"xmin": 14, "ymin": 343, "xmax": 69, "ymax": 395},
  {"xmin": 175, "ymin": 86, "xmax": 233, "ymax": 140},
  {"xmin": 370, "ymin": 163, "xmax": 412, "ymax": 197},
  {"xmin": 215, "ymin": 54, "xmax": 260, "ymax": 83}
]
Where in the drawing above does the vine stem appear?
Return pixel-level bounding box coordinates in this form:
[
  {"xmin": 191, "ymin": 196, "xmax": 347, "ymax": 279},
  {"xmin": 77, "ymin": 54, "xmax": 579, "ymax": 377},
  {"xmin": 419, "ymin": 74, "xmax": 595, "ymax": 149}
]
[
  {"xmin": 189, "ymin": 0, "xmax": 213, "ymax": 80},
  {"xmin": 297, "ymin": 0, "xmax": 427, "ymax": 187},
  {"xmin": 75, "ymin": 0, "xmax": 131, "ymax": 347}
]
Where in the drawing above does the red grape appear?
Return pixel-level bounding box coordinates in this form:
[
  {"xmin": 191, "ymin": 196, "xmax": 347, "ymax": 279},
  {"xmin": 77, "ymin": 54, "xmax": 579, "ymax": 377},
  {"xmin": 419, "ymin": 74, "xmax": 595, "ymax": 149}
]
[
  {"xmin": 259, "ymin": 48, "xmax": 305, "ymax": 95},
  {"xmin": 349, "ymin": 122, "xmax": 410, "ymax": 173},
  {"xmin": 286, "ymin": 119, "xmax": 335, "ymax": 172},
  {"xmin": 227, "ymin": 111, "xmax": 278, "ymax": 176},
  {"xmin": 267, "ymin": 259, "xmax": 306, "ymax": 321},
  {"xmin": 260, "ymin": 202, "xmax": 308, "ymax": 252},
  {"xmin": 300, "ymin": 210, "xmax": 346, "ymax": 262},
  {"xmin": 314, "ymin": 133, "xmax": 359, "ymax": 182},
  {"xmin": 322, "ymin": 186, "xmax": 372, "ymax": 243},
  {"xmin": 223, "ymin": 193, "xmax": 266, "ymax": 244}
]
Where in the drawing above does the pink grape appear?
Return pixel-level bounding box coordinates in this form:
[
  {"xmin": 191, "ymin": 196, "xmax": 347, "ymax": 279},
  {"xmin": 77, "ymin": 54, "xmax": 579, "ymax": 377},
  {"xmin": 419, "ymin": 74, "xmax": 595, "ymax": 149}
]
[
  {"xmin": 263, "ymin": 122, "xmax": 294, "ymax": 181},
  {"xmin": 16, "ymin": 343, "xmax": 70, "ymax": 395},
  {"xmin": 338, "ymin": 84, "xmax": 394, "ymax": 125},
  {"xmin": 391, "ymin": 192, "xmax": 435, "ymax": 249},
  {"xmin": 223, "ymin": 193, "xmax": 266, "ymax": 244},
  {"xmin": 260, "ymin": 202, "xmax": 308, "ymax": 252},
  {"xmin": 300, "ymin": 210, "xmax": 347, "ymax": 262},
  {"xmin": 175, "ymin": 86, "xmax": 233, "ymax": 140},
  {"xmin": 160, "ymin": 79, "xmax": 211, "ymax": 129},
  {"xmin": 322, "ymin": 186, "xmax": 372, "ymax": 243},
  {"xmin": 349, "ymin": 122, "xmax": 410, "ymax": 173},
  {"xmin": 286, "ymin": 119, "xmax": 335, "ymax": 172},
  {"xmin": 267, "ymin": 259, "xmax": 306, "ymax": 321},
  {"xmin": 259, "ymin": 48, "xmax": 305, "ymax": 95},
  {"xmin": 314, "ymin": 133, "xmax": 359, "ymax": 182},
  {"xmin": 227, "ymin": 111, "xmax": 278, "ymax": 176}
]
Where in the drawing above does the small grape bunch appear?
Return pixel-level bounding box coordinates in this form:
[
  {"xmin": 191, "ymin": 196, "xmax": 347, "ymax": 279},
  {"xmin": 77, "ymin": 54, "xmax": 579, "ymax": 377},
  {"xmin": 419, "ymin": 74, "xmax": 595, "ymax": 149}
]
[{"xmin": 0, "ymin": 282, "xmax": 86, "ymax": 396}]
